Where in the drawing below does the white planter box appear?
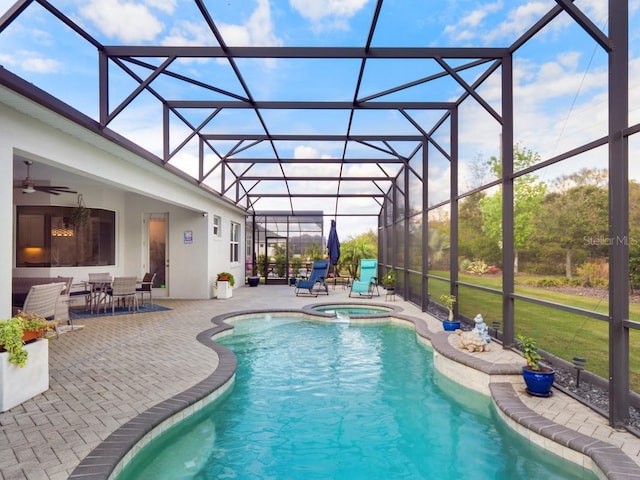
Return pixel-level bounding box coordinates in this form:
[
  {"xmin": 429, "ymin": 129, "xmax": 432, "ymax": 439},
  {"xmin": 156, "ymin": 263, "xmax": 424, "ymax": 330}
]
[
  {"xmin": 0, "ymin": 339, "xmax": 49, "ymax": 412},
  {"xmin": 216, "ymin": 280, "xmax": 232, "ymax": 299}
]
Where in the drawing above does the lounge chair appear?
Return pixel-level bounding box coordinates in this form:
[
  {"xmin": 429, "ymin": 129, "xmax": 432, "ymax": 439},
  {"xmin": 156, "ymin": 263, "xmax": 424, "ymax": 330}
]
[
  {"xmin": 349, "ymin": 258, "xmax": 380, "ymax": 298},
  {"xmin": 295, "ymin": 260, "xmax": 329, "ymax": 297}
]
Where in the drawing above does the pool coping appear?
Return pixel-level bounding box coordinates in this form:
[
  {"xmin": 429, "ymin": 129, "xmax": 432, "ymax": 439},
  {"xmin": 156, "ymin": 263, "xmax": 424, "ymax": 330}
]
[{"xmin": 69, "ymin": 307, "xmax": 640, "ymax": 480}]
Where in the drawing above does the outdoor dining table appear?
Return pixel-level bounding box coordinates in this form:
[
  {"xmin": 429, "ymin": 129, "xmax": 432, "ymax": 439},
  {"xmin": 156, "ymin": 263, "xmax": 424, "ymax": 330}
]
[{"xmin": 84, "ymin": 278, "xmax": 113, "ymax": 314}]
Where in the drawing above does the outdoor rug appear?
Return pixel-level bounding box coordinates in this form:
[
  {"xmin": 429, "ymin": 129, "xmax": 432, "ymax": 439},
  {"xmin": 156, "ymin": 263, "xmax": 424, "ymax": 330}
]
[{"xmin": 69, "ymin": 303, "xmax": 171, "ymax": 320}]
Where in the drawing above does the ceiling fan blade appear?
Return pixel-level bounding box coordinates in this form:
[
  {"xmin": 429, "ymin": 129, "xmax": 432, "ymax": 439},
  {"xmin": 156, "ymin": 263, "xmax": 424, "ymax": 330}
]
[
  {"xmin": 34, "ymin": 185, "xmax": 77, "ymax": 195},
  {"xmin": 41, "ymin": 186, "xmax": 77, "ymax": 192},
  {"xmin": 18, "ymin": 160, "xmax": 76, "ymax": 194}
]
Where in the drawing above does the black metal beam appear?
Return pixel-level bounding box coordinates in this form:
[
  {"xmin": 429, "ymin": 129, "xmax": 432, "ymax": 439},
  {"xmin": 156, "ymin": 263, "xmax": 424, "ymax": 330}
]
[
  {"xmin": 223, "ymin": 158, "xmax": 406, "ymax": 163},
  {"xmin": 608, "ymin": 0, "xmax": 630, "ymax": 428},
  {"xmin": 555, "ymin": 0, "xmax": 612, "ymax": 52},
  {"xmin": 102, "ymin": 46, "xmax": 509, "ymax": 59},
  {"xmin": 202, "ymin": 134, "xmax": 426, "ymax": 141},
  {"xmin": 239, "ymin": 176, "xmax": 393, "ymax": 181},
  {"xmin": 248, "ymin": 193, "xmax": 384, "ymax": 198},
  {"xmin": 501, "ymin": 53, "xmax": 516, "ymax": 348},
  {"xmin": 0, "ymin": 0, "xmax": 32, "ymax": 35},
  {"xmin": 168, "ymin": 100, "xmax": 454, "ymax": 110}
]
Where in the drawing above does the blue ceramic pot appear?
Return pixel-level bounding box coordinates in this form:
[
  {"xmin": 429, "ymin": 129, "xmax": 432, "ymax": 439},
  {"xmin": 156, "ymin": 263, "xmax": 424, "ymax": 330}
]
[
  {"xmin": 443, "ymin": 320, "xmax": 461, "ymax": 331},
  {"xmin": 248, "ymin": 276, "xmax": 260, "ymax": 287},
  {"xmin": 522, "ymin": 367, "xmax": 555, "ymax": 397}
]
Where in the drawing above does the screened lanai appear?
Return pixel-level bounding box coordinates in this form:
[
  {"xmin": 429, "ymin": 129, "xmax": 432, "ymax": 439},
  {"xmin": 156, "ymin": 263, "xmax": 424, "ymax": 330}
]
[{"xmin": 0, "ymin": 1, "xmax": 637, "ymax": 428}]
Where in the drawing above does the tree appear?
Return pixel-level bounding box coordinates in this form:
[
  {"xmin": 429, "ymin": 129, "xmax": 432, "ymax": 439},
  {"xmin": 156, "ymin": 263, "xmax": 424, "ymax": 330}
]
[
  {"xmin": 304, "ymin": 242, "xmax": 323, "ymax": 261},
  {"xmin": 340, "ymin": 231, "xmax": 377, "ymax": 277},
  {"xmin": 479, "ymin": 144, "xmax": 547, "ymax": 273},
  {"xmin": 533, "ymin": 169, "xmax": 608, "ymax": 277},
  {"xmin": 458, "ymin": 191, "xmax": 501, "ymax": 267},
  {"xmin": 427, "ymin": 227, "xmax": 450, "ymax": 269}
]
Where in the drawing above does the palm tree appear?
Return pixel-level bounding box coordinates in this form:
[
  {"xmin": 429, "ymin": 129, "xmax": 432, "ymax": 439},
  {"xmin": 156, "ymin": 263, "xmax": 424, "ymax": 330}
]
[
  {"xmin": 340, "ymin": 234, "xmax": 377, "ymax": 277},
  {"xmin": 428, "ymin": 228, "xmax": 450, "ymax": 269}
]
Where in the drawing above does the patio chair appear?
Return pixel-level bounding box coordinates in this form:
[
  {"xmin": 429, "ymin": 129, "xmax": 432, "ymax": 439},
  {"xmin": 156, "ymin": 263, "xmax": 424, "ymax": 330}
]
[
  {"xmin": 53, "ymin": 276, "xmax": 74, "ymax": 326},
  {"xmin": 349, "ymin": 258, "xmax": 380, "ymax": 298},
  {"xmin": 106, "ymin": 276, "xmax": 139, "ymax": 315},
  {"xmin": 21, "ymin": 282, "xmax": 66, "ymax": 337},
  {"xmin": 294, "ymin": 260, "xmax": 329, "ymax": 297},
  {"xmin": 136, "ymin": 272, "xmax": 156, "ymax": 307},
  {"xmin": 88, "ymin": 273, "xmax": 112, "ymax": 314}
]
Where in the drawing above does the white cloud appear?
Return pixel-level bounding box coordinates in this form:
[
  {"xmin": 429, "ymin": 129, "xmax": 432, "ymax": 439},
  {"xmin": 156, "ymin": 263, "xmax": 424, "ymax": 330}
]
[
  {"xmin": 21, "ymin": 56, "xmax": 62, "ymax": 73},
  {"xmin": 459, "ymin": 1, "xmax": 503, "ymax": 28},
  {"xmin": 443, "ymin": 0, "xmax": 503, "ymax": 43},
  {"xmin": 79, "ymin": 0, "xmax": 164, "ymax": 42},
  {"xmin": 579, "ymin": 0, "xmax": 609, "ymax": 27},
  {"xmin": 0, "ymin": 51, "xmax": 61, "ymax": 73},
  {"xmin": 443, "ymin": 1, "xmax": 577, "ymax": 45},
  {"xmin": 161, "ymin": 0, "xmax": 281, "ymax": 68},
  {"xmin": 289, "ymin": 0, "xmax": 368, "ymax": 31},
  {"xmin": 245, "ymin": 0, "xmax": 282, "ymax": 46},
  {"xmin": 294, "ymin": 145, "xmax": 321, "ymax": 158},
  {"xmin": 199, "ymin": 0, "xmax": 282, "ymax": 47},
  {"xmin": 484, "ymin": 2, "xmax": 560, "ymax": 43},
  {"xmin": 163, "ymin": 21, "xmax": 217, "ymax": 46},
  {"xmin": 145, "ymin": 0, "xmax": 177, "ymax": 15}
]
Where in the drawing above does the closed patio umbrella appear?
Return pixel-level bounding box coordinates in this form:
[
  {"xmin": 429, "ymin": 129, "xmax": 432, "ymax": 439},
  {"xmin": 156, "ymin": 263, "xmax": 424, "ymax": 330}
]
[{"xmin": 327, "ymin": 219, "xmax": 340, "ymax": 287}]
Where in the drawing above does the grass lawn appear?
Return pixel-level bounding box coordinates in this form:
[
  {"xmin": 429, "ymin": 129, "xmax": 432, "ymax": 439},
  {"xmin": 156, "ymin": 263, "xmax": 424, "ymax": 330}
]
[{"xmin": 427, "ymin": 271, "xmax": 640, "ymax": 392}]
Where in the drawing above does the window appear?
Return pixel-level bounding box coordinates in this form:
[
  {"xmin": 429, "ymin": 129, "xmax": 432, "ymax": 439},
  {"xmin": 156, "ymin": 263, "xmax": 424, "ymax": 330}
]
[
  {"xmin": 213, "ymin": 215, "xmax": 221, "ymax": 237},
  {"xmin": 16, "ymin": 205, "xmax": 116, "ymax": 267},
  {"xmin": 230, "ymin": 221, "xmax": 240, "ymax": 263}
]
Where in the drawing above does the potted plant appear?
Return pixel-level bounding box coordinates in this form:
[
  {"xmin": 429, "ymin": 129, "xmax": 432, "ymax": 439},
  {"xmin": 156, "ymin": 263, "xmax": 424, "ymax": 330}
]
[
  {"xmin": 71, "ymin": 194, "xmax": 90, "ymax": 229},
  {"xmin": 439, "ymin": 294, "xmax": 460, "ymax": 331},
  {"xmin": 381, "ymin": 269, "xmax": 395, "ymax": 291},
  {"xmin": 0, "ymin": 311, "xmax": 53, "ymax": 411},
  {"xmin": 215, "ymin": 272, "xmax": 235, "ymax": 299},
  {"xmin": 516, "ymin": 334, "xmax": 555, "ymax": 397},
  {"xmin": 0, "ymin": 312, "xmax": 52, "ymax": 367}
]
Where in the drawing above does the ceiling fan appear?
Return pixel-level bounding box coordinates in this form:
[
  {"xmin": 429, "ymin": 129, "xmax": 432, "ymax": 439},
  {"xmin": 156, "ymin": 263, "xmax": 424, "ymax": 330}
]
[{"xmin": 16, "ymin": 160, "xmax": 77, "ymax": 195}]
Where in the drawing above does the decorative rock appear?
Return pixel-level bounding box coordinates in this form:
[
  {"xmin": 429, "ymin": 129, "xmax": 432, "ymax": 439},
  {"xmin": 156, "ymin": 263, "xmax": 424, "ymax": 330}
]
[
  {"xmin": 472, "ymin": 313, "xmax": 491, "ymax": 343},
  {"xmin": 455, "ymin": 329, "xmax": 488, "ymax": 352}
]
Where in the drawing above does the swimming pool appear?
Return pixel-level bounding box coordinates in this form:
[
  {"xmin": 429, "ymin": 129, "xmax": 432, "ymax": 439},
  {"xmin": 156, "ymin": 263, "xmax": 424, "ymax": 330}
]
[{"xmin": 116, "ymin": 317, "xmax": 595, "ymax": 479}]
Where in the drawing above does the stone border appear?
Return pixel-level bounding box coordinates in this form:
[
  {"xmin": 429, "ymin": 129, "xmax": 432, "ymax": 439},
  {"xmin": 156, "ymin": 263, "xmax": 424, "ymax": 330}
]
[{"xmin": 70, "ymin": 308, "xmax": 640, "ymax": 480}]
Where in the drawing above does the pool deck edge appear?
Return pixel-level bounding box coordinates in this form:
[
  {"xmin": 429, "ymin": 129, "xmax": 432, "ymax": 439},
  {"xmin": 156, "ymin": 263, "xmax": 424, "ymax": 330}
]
[{"xmin": 428, "ymin": 329, "xmax": 640, "ymax": 480}]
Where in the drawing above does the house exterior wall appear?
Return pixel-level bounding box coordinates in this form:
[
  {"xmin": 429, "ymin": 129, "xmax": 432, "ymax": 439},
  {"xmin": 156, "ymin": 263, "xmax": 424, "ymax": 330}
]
[{"xmin": 0, "ymin": 93, "xmax": 245, "ymax": 318}]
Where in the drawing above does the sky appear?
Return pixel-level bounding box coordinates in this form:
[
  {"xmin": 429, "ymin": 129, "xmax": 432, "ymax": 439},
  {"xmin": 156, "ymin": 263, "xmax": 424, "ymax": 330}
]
[{"xmin": 0, "ymin": 0, "xmax": 639, "ymax": 240}]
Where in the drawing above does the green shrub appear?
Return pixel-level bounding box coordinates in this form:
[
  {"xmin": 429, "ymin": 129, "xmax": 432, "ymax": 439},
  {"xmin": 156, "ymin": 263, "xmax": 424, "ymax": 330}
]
[
  {"xmin": 467, "ymin": 259, "xmax": 489, "ymax": 276},
  {"xmin": 535, "ymin": 277, "xmax": 569, "ymax": 288},
  {"xmin": 577, "ymin": 260, "xmax": 609, "ymax": 287},
  {"xmin": 459, "ymin": 258, "xmax": 472, "ymax": 272}
]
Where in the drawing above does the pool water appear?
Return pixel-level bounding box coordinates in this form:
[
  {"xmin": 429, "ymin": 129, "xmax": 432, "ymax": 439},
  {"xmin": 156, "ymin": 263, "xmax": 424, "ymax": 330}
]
[{"xmin": 117, "ymin": 317, "xmax": 596, "ymax": 480}]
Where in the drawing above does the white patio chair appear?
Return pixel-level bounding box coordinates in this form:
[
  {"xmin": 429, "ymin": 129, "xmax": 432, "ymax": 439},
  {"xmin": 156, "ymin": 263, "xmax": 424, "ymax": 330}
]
[
  {"xmin": 22, "ymin": 282, "xmax": 66, "ymax": 337},
  {"xmin": 107, "ymin": 277, "xmax": 139, "ymax": 315}
]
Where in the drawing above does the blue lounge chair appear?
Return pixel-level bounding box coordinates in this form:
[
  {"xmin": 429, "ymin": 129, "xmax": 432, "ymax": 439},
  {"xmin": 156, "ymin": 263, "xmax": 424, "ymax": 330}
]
[
  {"xmin": 349, "ymin": 258, "xmax": 380, "ymax": 298},
  {"xmin": 295, "ymin": 260, "xmax": 329, "ymax": 297}
]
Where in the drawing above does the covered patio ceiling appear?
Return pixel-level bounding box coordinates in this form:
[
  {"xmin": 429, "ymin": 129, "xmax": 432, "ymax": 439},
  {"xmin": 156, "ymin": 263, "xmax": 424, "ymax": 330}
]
[{"xmin": 0, "ymin": 1, "xmax": 610, "ymax": 224}]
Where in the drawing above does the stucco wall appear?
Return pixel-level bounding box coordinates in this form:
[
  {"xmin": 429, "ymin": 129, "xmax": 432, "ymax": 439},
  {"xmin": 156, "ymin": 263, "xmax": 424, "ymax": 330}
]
[{"xmin": 1, "ymin": 91, "xmax": 246, "ymax": 317}]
